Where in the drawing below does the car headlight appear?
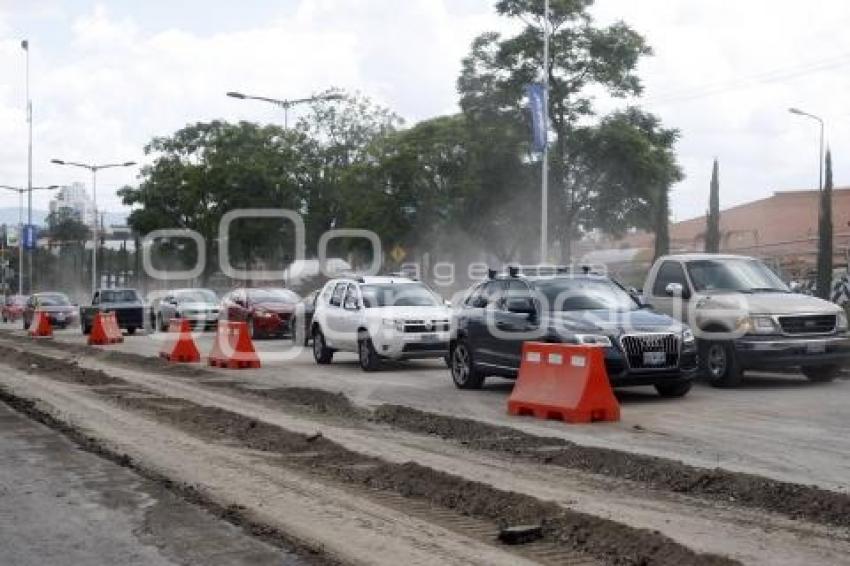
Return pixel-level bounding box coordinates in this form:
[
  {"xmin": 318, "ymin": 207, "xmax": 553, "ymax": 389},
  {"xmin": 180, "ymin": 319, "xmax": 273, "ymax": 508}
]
[
  {"xmin": 575, "ymin": 334, "xmax": 612, "ymax": 347},
  {"xmin": 682, "ymin": 327, "xmax": 695, "ymax": 343},
  {"xmin": 382, "ymin": 318, "xmax": 404, "ymax": 332},
  {"xmin": 746, "ymin": 315, "xmax": 778, "ymax": 335},
  {"xmin": 255, "ymin": 309, "xmax": 273, "ymax": 318},
  {"xmin": 837, "ymin": 311, "xmax": 848, "ymax": 332}
]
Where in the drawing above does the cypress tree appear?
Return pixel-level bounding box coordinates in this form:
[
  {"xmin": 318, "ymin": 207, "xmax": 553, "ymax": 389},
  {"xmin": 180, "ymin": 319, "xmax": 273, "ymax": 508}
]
[
  {"xmin": 816, "ymin": 149, "xmax": 834, "ymax": 300},
  {"xmin": 705, "ymin": 158, "xmax": 721, "ymax": 253}
]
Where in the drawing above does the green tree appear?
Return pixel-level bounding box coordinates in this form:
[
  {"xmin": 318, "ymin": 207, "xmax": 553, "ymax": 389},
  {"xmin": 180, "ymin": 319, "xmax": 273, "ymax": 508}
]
[
  {"xmin": 817, "ymin": 149, "xmax": 834, "ymax": 300},
  {"xmin": 705, "ymin": 158, "xmax": 721, "ymax": 253},
  {"xmin": 45, "ymin": 208, "xmax": 91, "ymax": 244},
  {"xmin": 119, "ymin": 120, "xmax": 311, "ymax": 283},
  {"xmin": 458, "ymin": 0, "xmax": 654, "ymax": 261}
]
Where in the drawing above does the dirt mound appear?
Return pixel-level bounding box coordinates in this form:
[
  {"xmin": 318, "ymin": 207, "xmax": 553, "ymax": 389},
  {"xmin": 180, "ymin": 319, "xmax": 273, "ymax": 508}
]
[
  {"xmin": 205, "ymin": 383, "xmax": 365, "ymax": 419},
  {"xmin": 374, "ymin": 404, "xmax": 850, "ymax": 528},
  {"xmin": 0, "ymin": 344, "xmax": 122, "ymax": 386}
]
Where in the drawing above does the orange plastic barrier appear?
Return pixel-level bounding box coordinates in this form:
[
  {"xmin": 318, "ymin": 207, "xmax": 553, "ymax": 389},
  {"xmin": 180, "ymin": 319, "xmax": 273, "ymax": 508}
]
[
  {"xmin": 89, "ymin": 312, "xmax": 124, "ymax": 345},
  {"xmin": 208, "ymin": 321, "xmax": 260, "ymax": 369},
  {"xmin": 28, "ymin": 310, "xmax": 53, "ymax": 338},
  {"xmin": 507, "ymin": 342, "xmax": 620, "ymax": 423},
  {"xmin": 158, "ymin": 318, "xmax": 201, "ymax": 363}
]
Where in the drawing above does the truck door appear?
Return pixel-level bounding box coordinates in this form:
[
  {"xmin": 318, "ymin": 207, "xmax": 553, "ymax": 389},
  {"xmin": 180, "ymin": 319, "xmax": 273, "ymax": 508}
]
[{"xmin": 648, "ymin": 261, "xmax": 691, "ymax": 321}]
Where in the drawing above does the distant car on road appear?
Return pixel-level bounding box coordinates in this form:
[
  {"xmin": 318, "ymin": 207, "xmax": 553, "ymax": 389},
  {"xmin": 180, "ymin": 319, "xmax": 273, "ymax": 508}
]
[
  {"xmin": 220, "ymin": 287, "xmax": 301, "ymax": 339},
  {"xmin": 1, "ymin": 295, "xmax": 27, "ymax": 322},
  {"xmin": 80, "ymin": 288, "xmax": 146, "ymax": 335},
  {"xmin": 154, "ymin": 288, "xmax": 220, "ymax": 331},
  {"xmin": 449, "ymin": 271, "xmax": 698, "ymax": 397},
  {"xmin": 23, "ymin": 292, "xmax": 78, "ymax": 330},
  {"xmin": 311, "ymin": 275, "xmax": 451, "ymax": 371}
]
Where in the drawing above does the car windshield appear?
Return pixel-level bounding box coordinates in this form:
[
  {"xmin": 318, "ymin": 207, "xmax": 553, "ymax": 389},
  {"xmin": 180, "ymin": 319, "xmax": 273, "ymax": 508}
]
[
  {"xmin": 175, "ymin": 289, "xmax": 218, "ymax": 304},
  {"xmin": 360, "ymin": 283, "xmax": 442, "ymax": 308},
  {"xmin": 686, "ymin": 259, "xmax": 789, "ymax": 293},
  {"xmin": 532, "ymin": 278, "xmax": 639, "ymax": 312},
  {"xmin": 247, "ymin": 289, "xmax": 299, "ymax": 304},
  {"xmin": 101, "ymin": 290, "xmax": 140, "ymax": 303},
  {"xmin": 36, "ymin": 294, "xmax": 71, "ymax": 306}
]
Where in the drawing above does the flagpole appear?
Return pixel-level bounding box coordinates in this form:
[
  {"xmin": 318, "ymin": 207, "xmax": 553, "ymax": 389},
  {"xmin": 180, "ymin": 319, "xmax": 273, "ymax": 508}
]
[{"xmin": 540, "ymin": 0, "xmax": 550, "ymax": 264}]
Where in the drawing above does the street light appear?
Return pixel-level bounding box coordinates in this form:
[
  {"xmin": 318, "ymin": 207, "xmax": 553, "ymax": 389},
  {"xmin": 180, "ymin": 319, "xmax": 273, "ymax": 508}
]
[
  {"xmin": 0, "ymin": 184, "xmax": 58, "ymax": 294},
  {"xmin": 789, "ymin": 107, "xmax": 825, "ymax": 191},
  {"xmin": 49, "ymin": 159, "xmax": 137, "ymax": 295},
  {"xmin": 226, "ymin": 90, "xmax": 344, "ymax": 129},
  {"xmin": 22, "ymin": 39, "xmax": 34, "ymax": 292}
]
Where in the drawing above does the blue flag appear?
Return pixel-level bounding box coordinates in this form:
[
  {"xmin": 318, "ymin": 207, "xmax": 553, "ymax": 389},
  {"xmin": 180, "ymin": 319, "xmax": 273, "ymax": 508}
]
[
  {"xmin": 526, "ymin": 83, "xmax": 547, "ymax": 153},
  {"xmin": 23, "ymin": 224, "xmax": 38, "ymax": 250}
]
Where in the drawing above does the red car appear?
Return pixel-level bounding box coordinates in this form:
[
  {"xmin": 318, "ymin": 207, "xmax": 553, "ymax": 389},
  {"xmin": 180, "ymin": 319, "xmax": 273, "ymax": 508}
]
[
  {"xmin": 2, "ymin": 295, "xmax": 28, "ymax": 323},
  {"xmin": 220, "ymin": 288, "xmax": 301, "ymax": 339}
]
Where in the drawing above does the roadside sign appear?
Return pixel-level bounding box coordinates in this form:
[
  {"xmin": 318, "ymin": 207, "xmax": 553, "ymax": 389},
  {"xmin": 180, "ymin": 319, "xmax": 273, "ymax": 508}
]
[
  {"xmin": 525, "ymin": 83, "xmax": 547, "ymax": 153},
  {"xmin": 6, "ymin": 226, "xmax": 19, "ymax": 247},
  {"xmin": 390, "ymin": 245, "xmax": 406, "ymax": 263},
  {"xmin": 22, "ymin": 224, "xmax": 37, "ymax": 250}
]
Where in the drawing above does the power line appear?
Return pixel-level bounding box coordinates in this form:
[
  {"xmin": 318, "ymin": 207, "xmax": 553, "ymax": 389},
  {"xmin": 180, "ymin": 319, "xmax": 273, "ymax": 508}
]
[{"xmin": 643, "ymin": 51, "xmax": 850, "ymax": 105}]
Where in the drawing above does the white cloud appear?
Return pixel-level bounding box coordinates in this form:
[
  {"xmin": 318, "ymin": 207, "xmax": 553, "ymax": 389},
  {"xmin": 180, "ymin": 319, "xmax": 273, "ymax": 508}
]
[{"xmin": 1, "ymin": 0, "xmax": 849, "ymax": 228}]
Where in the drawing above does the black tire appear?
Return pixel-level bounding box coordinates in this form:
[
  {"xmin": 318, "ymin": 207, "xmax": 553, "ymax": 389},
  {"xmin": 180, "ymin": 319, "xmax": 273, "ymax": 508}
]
[
  {"xmin": 312, "ymin": 326, "xmax": 333, "ymax": 364},
  {"xmin": 450, "ymin": 338, "xmax": 485, "ymax": 390},
  {"xmin": 157, "ymin": 314, "xmax": 168, "ymax": 332},
  {"xmin": 82, "ymin": 324, "xmax": 91, "ymax": 335},
  {"xmin": 126, "ymin": 326, "xmax": 137, "ymax": 336},
  {"xmin": 801, "ymin": 365, "xmax": 841, "ymax": 383},
  {"xmin": 443, "ymin": 354, "xmax": 452, "ymax": 368},
  {"xmin": 358, "ymin": 332, "xmax": 381, "ymax": 371},
  {"xmin": 700, "ymin": 340, "xmax": 742, "ymax": 387},
  {"xmin": 655, "ymin": 381, "xmax": 693, "ymax": 398}
]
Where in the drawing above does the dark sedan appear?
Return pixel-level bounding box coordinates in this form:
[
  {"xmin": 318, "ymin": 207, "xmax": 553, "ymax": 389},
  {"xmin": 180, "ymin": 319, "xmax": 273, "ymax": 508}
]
[
  {"xmin": 23, "ymin": 292, "xmax": 78, "ymax": 330},
  {"xmin": 220, "ymin": 288, "xmax": 301, "ymax": 339},
  {"xmin": 450, "ymin": 272, "xmax": 698, "ymax": 398}
]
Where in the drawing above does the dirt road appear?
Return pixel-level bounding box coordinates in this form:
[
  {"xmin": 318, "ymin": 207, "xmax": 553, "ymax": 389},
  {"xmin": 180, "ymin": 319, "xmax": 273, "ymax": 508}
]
[
  {"xmin": 1, "ymin": 328, "xmax": 849, "ymax": 565},
  {"xmin": 14, "ymin": 323, "xmax": 850, "ymax": 492}
]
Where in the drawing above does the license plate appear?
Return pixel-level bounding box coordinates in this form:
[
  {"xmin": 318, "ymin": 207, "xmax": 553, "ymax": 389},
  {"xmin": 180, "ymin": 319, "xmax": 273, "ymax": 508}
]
[
  {"xmin": 806, "ymin": 342, "xmax": 826, "ymax": 354},
  {"xmin": 420, "ymin": 333, "xmax": 439, "ymax": 343},
  {"xmin": 643, "ymin": 351, "xmax": 666, "ymax": 366}
]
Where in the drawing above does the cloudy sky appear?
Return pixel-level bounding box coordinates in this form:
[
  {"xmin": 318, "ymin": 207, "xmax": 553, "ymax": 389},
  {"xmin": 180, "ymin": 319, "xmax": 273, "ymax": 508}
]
[{"xmin": 1, "ymin": 0, "xmax": 849, "ymax": 223}]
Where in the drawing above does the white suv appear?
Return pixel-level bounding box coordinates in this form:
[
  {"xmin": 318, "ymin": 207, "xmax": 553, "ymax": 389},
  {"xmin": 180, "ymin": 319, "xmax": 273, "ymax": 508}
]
[{"xmin": 311, "ymin": 275, "xmax": 451, "ymax": 371}]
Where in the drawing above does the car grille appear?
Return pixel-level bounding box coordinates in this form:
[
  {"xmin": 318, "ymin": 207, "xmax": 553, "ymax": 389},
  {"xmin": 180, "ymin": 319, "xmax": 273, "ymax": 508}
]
[
  {"xmin": 620, "ymin": 333, "xmax": 680, "ymax": 370},
  {"xmin": 778, "ymin": 314, "xmax": 835, "ymax": 335},
  {"xmin": 403, "ymin": 319, "xmax": 450, "ymax": 333}
]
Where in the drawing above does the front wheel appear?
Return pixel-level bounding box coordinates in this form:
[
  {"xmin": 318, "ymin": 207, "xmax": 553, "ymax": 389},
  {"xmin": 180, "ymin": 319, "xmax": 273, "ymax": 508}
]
[
  {"xmin": 247, "ymin": 317, "xmax": 261, "ymax": 340},
  {"xmin": 126, "ymin": 326, "xmax": 137, "ymax": 336},
  {"xmin": 802, "ymin": 365, "xmax": 841, "ymax": 383},
  {"xmin": 450, "ymin": 338, "xmax": 485, "ymax": 390},
  {"xmin": 358, "ymin": 333, "xmax": 381, "ymax": 372},
  {"xmin": 312, "ymin": 327, "xmax": 334, "ymax": 364},
  {"xmin": 700, "ymin": 341, "xmax": 742, "ymax": 387},
  {"xmin": 23, "ymin": 318, "xmax": 30, "ymax": 331},
  {"xmin": 655, "ymin": 381, "xmax": 693, "ymax": 398}
]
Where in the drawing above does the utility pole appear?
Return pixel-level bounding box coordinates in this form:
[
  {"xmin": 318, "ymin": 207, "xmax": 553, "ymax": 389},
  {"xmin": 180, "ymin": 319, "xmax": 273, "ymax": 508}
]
[{"xmin": 22, "ymin": 40, "xmax": 33, "ymax": 291}]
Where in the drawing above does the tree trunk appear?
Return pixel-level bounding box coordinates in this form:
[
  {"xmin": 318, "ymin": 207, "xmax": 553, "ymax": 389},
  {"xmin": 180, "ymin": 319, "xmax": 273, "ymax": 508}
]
[{"xmin": 654, "ymin": 187, "xmax": 670, "ymax": 260}]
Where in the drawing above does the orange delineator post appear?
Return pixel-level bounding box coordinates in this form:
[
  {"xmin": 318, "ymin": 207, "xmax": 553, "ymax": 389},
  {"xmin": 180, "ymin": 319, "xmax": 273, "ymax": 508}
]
[
  {"xmin": 507, "ymin": 342, "xmax": 620, "ymax": 424},
  {"xmin": 207, "ymin": 321, "xmax": 260, "ymax": 369},
  {"xmin": 29, "ymin": 310, "xmax": 53, "ymax": 338},
  {"xmin": 158, "ymin": 318, "xmax": 201, "ymax": 363},
  {"xmin": 89, "ymin": 312, "xmax": 124, "ymax": 345}
]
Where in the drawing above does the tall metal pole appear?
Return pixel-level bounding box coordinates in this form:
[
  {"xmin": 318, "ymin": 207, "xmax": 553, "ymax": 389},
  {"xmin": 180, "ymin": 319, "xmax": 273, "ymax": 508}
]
[
  {"xmin": 23, "ymin": 40, "xmax": 33, "ymax": 292},
  {"xmin": 540, "ymin": 0, "xmax": 550, "ymax": 264},
  {"xmin": 18, "ymin": 190, "xmax": 23, "ymax": 295},
  {"xmin": 92, "ymin": 167, "xmax": 98, "ymax": 293},
  {"xmin": 818, "ymin": 120, "xmax": 824, "ymax": 191}
]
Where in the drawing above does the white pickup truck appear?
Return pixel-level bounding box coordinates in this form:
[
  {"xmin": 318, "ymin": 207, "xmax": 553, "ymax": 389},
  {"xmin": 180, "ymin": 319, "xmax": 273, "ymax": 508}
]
[{"xmin": 643, "ymin": 253, "xmax": 850, "ymax": 386}]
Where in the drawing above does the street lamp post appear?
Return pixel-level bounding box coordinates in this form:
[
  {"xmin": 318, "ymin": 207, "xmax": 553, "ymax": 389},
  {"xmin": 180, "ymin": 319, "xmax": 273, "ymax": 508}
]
[
  {"xmin": 50, "ymin": 160, "xmax": 136, "ymax": 294},
  {"xmin": 226, "ymin": 91, "xmax": 344, "ymax": 129},
  {"xmin": 789, "ymin": 107, "xmax": 825, "ymax": 191},
  {"xmin": 21, "ymin": 40, "xmax": 34, "ymax": 293},
  {"xmin": 0, "ymin": 184, "xmax": 58, "ymax": 294}
]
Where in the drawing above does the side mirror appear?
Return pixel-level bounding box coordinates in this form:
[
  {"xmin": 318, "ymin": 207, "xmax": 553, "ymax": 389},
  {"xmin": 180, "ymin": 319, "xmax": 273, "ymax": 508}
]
[
  {"xmin": 506, "ymin": 297, "xmax": 536, "ymax": 315},
  {"xmin": 665, "ymin": 282, "xmax": 691, "ymax": 300}
]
